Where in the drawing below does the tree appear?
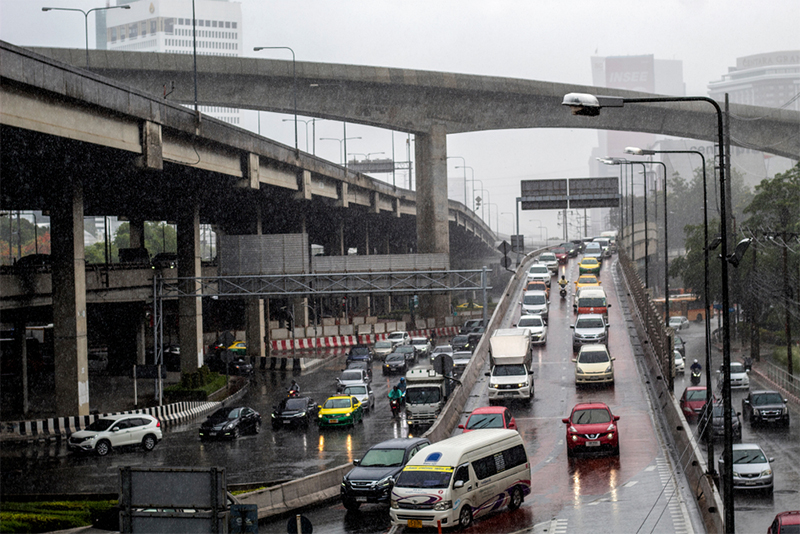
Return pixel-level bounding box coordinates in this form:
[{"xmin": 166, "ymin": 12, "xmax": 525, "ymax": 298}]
[{"xmin": 114, "ymin": 221, "xmax": 177, "ymax": 255}]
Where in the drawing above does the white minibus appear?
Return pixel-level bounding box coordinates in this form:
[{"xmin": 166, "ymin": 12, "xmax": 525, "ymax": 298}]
[{"xmin": 390, "ymin": 429, "xmax": 530, "ymax": 530}]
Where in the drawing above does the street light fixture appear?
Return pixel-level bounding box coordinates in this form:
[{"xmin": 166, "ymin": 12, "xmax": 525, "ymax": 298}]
[
  {"xmin": 567, "ymin": 91, "xmax": 735, "ymax": 532},
  {"xmin": 42, "ymin": 5, "xmax": 130, "ymax": 67},
  {"xmin": 254, "ymin": 46, "xmax": 297, "ymax": 152},
  {"xmin": 455, "ymin": 166, "xmax": 476, "ymax": 212},
  {"xmin": 320, "ymin": 137, "xmax": 362, "ymax": 166},
  {"xmin": 283, "ymin": 118, "xmax": 321, "ymax": 154}
]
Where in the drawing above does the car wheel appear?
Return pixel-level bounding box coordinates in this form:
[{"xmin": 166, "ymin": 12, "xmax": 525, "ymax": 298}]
[
  {"xmin": 253, "ymin": 421, "xmax": 261, "ymax": 435},
  {"xmin": 457, "ymin": 505, "xmax": 472, "ymax": 530},
  {"xmin": 508, "ymin": 486, "xmax": 524, "ymax": 511},
  {"xmin": 95, "ymin": 440, "xmax": 111, "ymax": 456},
  {"xmin": 142, "ymin": 434, "xmax": 157, "ymax": 451},
  {"xmin": 342, "ymin": 498, "xmax": 361, "ymax": 511},
  {"xmin": 232, "ymin": 427, "xmax": 240, "ymax": 440}
]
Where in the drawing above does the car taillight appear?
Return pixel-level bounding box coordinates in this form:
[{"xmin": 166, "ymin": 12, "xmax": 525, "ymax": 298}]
[{"xmin": 156, "ymin": 419, "xmax": 161, "ymax": 427}]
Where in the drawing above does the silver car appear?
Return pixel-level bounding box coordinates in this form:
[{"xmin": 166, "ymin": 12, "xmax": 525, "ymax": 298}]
[
  {"xmin": 718, "ymin": 443, "xmax": 774, "ymax": 494},
  {"xmin": 342, "ymin": 383, "xmax": 376, "ymax": 412},
  {"xmin": 373, "ymin": 340, "xmax": 394, "ymax": 360},
  {"xmin": 410, "ymin": 337, "xmax": 432, "ymax": 356},
  {"xmin": 571, "ymin": 313, "xmax": 608, "ymax": 351}
]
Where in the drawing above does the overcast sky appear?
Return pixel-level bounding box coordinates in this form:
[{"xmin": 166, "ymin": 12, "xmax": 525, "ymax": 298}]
[{"xmin": 2, "ymin": 0, "xmax": 797, "ymax": 239}]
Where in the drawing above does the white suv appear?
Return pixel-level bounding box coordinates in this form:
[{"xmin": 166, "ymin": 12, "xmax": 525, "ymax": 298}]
[
  {"xmin": 67, "ymin": 413, "xmax": 162, "ymax": 456},
  {"xmin": 526, "ymin": 263, "xmax": 551, "ymax": 286}
]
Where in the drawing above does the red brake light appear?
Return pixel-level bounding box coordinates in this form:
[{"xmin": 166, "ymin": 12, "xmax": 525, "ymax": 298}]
[{"xmin": 156, "ymin": 419, "xmax": 161, "ymax": 427}]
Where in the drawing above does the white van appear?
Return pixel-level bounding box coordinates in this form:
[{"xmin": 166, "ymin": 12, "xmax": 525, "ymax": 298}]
[{"xmin": 390, "ymin": 429, "xmax": 530, "ymax": 530}]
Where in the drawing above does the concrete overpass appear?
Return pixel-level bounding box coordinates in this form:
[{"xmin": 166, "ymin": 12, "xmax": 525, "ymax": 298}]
[{"xmin": 0, "ymin": 41, "xmax": 496, "ymax": 417}]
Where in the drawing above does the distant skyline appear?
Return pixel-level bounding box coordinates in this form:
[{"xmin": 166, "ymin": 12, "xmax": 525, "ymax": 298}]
[{"xmin": 2, "ymin": 0, "xmax": 797, "ymax": 239}]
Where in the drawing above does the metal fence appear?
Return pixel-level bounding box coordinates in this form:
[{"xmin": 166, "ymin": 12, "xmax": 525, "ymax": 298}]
[{"xmin": 759, "ymin": 360, "xmax": 800, "ymax": 399}]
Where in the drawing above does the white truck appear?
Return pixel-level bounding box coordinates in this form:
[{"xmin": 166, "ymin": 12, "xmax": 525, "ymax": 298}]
[
  {"xmin": 404, "ymin": 367, "xmax": 449, "ymax": 429},
  {"xmin": 486, "ymin": 328, "xmax": 534, "ymax": 403}
]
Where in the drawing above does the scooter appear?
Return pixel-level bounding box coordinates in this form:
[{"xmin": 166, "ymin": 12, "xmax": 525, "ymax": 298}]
[
  {"xmin": 559, "ymin": 286, "xmax": 568, "ymax": 299},
  {"xmin": 690, "ymin": 368, "xmax": 702, "ymax": 385},
  {"xmin": 390, "ymin": 397, "xmax": 402, "ymax": 418},
  {"xmin": 287, "ymin": 384, "xmax": 300, "ymax": 398}
]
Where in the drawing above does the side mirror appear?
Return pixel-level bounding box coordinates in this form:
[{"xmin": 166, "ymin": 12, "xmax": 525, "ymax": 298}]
[
  {"xmin": 509, "ymin": 422, "xmax": 517, "ymax": 430},
  {"xmin": 458, "ymin": 424, "xmax": 465, "ymax": 429},
  {"xmin": 769, "ymin": 457, "xmax": 774, "ymax": 463},
  {"xmin": 561, "ymin": 418, "xmax": 570, "ymax": 424},
  {"xmin": 614, "ymin": 415, "xmax": 620, "ymax": 421},
  {"xmin": 570, "ymin": 325, "xmax": 575, "ymax": 329},
  {"xmin": 611, "ymin": 357, "xmax": 616, "ymax": 361},
  {"xmin": 484, "ymin": 372, "xmax": 490, "ymax": 377},
  {"xmin": 607, "ymin": 304, "xmax": 612, "ymax": 308},
  {"xmin": 743, "ymin": 399, "xmax": 750, "ymax": 405},
  {"xmin": 453, "ymin": 480, "xmax": 465, "ymax": 489},
  {"xmin": 353, "ymin": 459, "xmax": 361, "ymax": 466},
  {"xmin": 571, "ymin": 358, "xmax": 577, "ymax": 363}
]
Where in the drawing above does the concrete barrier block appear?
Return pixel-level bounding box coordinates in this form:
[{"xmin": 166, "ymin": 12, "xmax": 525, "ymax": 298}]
[
  {"xmin": 373, "ymin": 323, "xmax": 386, "ymax": 334},
  {"xmin": 268, "ymin": 320, "xmax": 280, "ymax": 329},
  {"xmin": 352, "ymin": 316, "xmax": 365, "ymax": 325},
  {"xmin": 357, "ymin": 324, "xmax": 372, "ymax": 335},
  {"xmin": 385, "ymin": 321, "xmax": 397, "ymax": 332},
  {"xmin": 340, "ymin": 324, "xmax": 354, "ymax": 335},
  {"xmin": 271, "ymin": 328, "xmax": 289, "ymax": 340},
  {"xmin": 396, "ymin": 321, "xmax": 406, "ymax": 331},
  {"xmin": 366, "ymin": 316, "xmax": 378, "ymax": 324},
  {"xmin": 322, "ymin": 318, "xmax": 337, "ymax": 327},
  {"xmin": 304, "ymin": 327, "xmax": 321, "ymax": 338},
  {"xmin": 323, "ymin": 325, "xmax": 339, "ymax": 336}
]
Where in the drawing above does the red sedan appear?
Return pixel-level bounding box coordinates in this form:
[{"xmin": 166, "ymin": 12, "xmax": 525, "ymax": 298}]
[
  {"xmin": 552, "ymin": 246, "xmax": 569, "ymax": 265},
  {"xmin": 459, "ymin": 406, "xmax": 517, "ymax": 432},
  {"xmin": 563, "ymin": 402, "xmax": 620, "ymax": 456},
  {"xmin": 680, "ymin": 386, "xmax": 713, "ymax": 422}
]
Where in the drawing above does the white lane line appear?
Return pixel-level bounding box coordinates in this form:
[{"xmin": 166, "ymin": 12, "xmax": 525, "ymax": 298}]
[{"xmin": 623, "ymin": 480, "xmax": 639, "ymax": 488}]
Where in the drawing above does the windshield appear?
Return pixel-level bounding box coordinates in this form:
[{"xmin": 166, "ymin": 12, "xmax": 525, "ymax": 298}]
[
  {"xmin": 518, "ymin": 318, "xmax": 543, "ymax": 327},
  {"xmin": 395, "ymin": 467, "xmax": 453, "ymax": 489},
  {"xmin": 340, "ymin": 371, "xmax": 362, "ymax": 381},
  {"xmin": 387, "ymin": 354, "xmax": 405, "ymax": 363},
  {"xmin": 396, "ymin": 346, "xmax": 414, "ymax": 353},
  {"xmin": 324, "ymin": 398, "xmax": 352, "ymax": 410},
  {"xmin": 344, "ymin": 386, "xmax": 367, "ymax": 396},
  {"xmin": 730, "ymin": 363, "xmax": 745, "ymax": 373},
  {"xmin": 388, "ymin": 333, "xmax": 404, "ymax": 340},
  {"xmin": 209, "ymin": 408, "xmax": 240, "ymax": 421},
  {"xmin": 577, "ymin": 276, "xmax": 598, "ymax": 284},
  {"xmin": 466, "ymin": 413, "xmax": 503, "ymax": 429},
  {"xmin": 578, "ymin": 350, "xmax": 609, "ymax": 364},
  {"xmin": 375, "ymin": 341, "xmax": 392, "ymax": 349},
  {"xmin": 433, "ymin": 345, "xmax": 452, "ymax": 353},
  {"xmin": 572, "ymin": 408, "xmax": 611, "ymax": 424},
  {"xmin": 686, "ymin": 389, "xmax": 707, "ymax": 400},
  {"xmin": 523, "ymin": 294, "xmax": 546, "ymax": 305},
  {"xmin": 529, "ymin": 266, "xmax": 548, "ymax": 274},
  {"xmin": 411, "ymin": 339, "xmax": 427, "ymax": 345},
  {"xmin": 350, "ymin": 347, "xmax": 370, "ymax": 355},
  {"xmin": 406, "ymin": 387, "xmax": 441, "ymax": 405},
  {"xmin": 539, "ymin": 254, "xmax": 556, "ymax": 261},
  {"xmin": 578, "ymin": 298, "xmax": 605, "ymax": 307},
  {"xmin": 283, "ymin": 398, "xmax": 307, "ymax": 411},
  {"xmin": 753, "ymin": 393, "xmax": 783, "ymax": 406},
  {"xmin": 86, "ymin": 419, "xmax": 115, "ymax": 431},
  {"xmin": 493, "ymin": 364, "xmax": 526, "ymax": 376},
  {"xmin": 576, "ymin": 318, "xmax": 604, "ymax": 329},
  {"xmin": 452, "ymin": 336, "xmax": 468, "ymax": 344},
  {"xmin": 360, "ymin": 448, "xmax": 406, "ymax": 467},
  {"xmin": 731, "ymin": 448, "xmax": 767, "ymax": 464},
  {"xmin": 582, "ymin": 258, "xmax": 598, "ymax": 265}
]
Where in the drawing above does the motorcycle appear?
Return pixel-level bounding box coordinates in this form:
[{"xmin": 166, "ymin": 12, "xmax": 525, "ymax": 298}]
[
  {"xmin": 690, "ymin": 368, "xmax": 702, "ymax": 385},
  {"xmin": 390, "ymin": 397, "xmax": 402, "ymax": 418},
  {"xmin": 743, "ymin": 356, "xmax": 753, "ymax": 372},
  {"xmin": 559, "ymin": 286, "xmax": 568, "ymax": 299},
  {"xmin": 287, "ymin": 384, "xmax": 300, "ymax": 398}
]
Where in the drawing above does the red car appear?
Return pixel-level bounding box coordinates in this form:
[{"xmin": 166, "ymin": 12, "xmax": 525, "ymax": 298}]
[
  {"xmin": 768, "ymin": 511, "xmax": 800, "ymax": 534},
  {"xmin": 552, "ymin": 246, "xmax": 569, "ymax": 265},
  {"xmin": 458, "ymin": 406, "xmax": 517, "ymax": 433},
  {"xmin": 680, "ymin": 386, "xmax": 713, "ymax": 422},
  {"xmin": 563, "ymin": 402, "xmax": 620, "ymax": 456}
]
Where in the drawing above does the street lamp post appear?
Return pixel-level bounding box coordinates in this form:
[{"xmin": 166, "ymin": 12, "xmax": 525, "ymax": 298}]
[
  {"xmin": 487, "ymin": 203, "xmax": 499, "ymax": 233},
  {"xmin": 283, "ymin": 118, "xmax": 321, "ymax": 154},
  {"xmin": 447, "ymin": 157, "xmax": 469, "ymax": 207},
  {"xmin": 455, "ymin": 166, "xmax": 475, "ymax": 212},
  {"xmin": 565, "ymin": 92, "xmax": 734, "ymax": 531},
  {"xmin": 320, "ymin": 137, "xmax": 362, "ymax": 166},
  {"xmin": 254, "ymin": 46, "xmax": 297, "ymax": 152},
  {"xmin": 42, "ymin": 5, "xmax": 130, "ymax": 67}
]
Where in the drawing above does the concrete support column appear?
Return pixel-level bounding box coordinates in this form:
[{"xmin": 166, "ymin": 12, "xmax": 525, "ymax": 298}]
[
  {"xmin": 246, "ymin": 204, "xmax": 266, "ymax": 364},
  {"xmin": 135, "ymin": 318, "xmax": 146, "ymax": 365},
  {"xmin": 51, "ymin": 177, "xmax": 89, "ymax": 417},
  {"xmin": 177, "ymin": 202, "xmax": 203, "ymax": 373},
  {"xmin": 129, "ymin": 219, "xmax": 145, "ymax": 249},
  {"xmin": 415, "ymin": 123, "xmax": 450, "ymax": 317}
]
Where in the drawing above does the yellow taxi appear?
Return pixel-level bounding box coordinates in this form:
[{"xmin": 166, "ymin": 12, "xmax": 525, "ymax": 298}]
[
  {"xmin": 578, "ymin": 257, "xmax": 601, "ymax": 276},
  {"xmin": 574, "ymin": 274, "xmax": 601, "ymax": 291},
  {"xmin": 318, "ymin": 395, "xmax": 364, "ymax": 428},
  {"xmin": 227, "ymin": 341, "xmax": 247, "ymax": 355}
]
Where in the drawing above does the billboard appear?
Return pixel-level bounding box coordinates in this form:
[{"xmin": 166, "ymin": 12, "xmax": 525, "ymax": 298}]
[{"xmin": 520, "ymin": 178, "xmax": 620, "ymax": 210}]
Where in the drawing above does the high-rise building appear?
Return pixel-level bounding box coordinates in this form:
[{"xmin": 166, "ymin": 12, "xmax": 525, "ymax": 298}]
[
  {"xmin": 708, "ymin": 50, "xmax": 800, "ymax": 111},
  {"xmin": 102, "ymin": 0, "xmax": 243, "ymax": 125}
]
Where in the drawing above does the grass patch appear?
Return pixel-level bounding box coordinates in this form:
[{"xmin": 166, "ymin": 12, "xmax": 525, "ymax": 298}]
[
  {"xmin": 164, "ymin": 366, "xmax": 228, "ymax": 401},
  {"xmin": 0, "ymin": 500, "xmax": 116, "ymax": 533}
]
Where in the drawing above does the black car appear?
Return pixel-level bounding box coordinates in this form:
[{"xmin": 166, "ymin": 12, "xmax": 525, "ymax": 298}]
[
  {"xmin": 271, "ymin": 397, "xmax": 318, "ymax": 430},
  {"xmin": 383, "ymin": 353, "xmax": 408, "ymax": 375},
  {"xmin": 340, "ymin": 437, "xmax": 431, "ymax": 510},
  {"xmin": 346, "ymin": 344, "xmax": 373, "ymax": 364},
  {"xmin": 467, "ymin": 327, "xmax": 485, "ymax": 347},
  {"xmin": 394, "ymin": 345, "xmax": 416, "ymax": 363},
  {"xmin": 451, "ymin": 334, "xmax": 473, "ymax": 353},
  {"xmin": 698, "ymin": 402, "xmax": 742, "ymax": 442},
  {"xmin": 742, "ymin": 390, "xmax": 790, "ymax": 426},
  {"xmin": 199, "ymin": 406, "xmax": 261, "ymax": 440},
  {"xmin": 208, "ymin": 353, "xmax": 253, "ymax": 376}
]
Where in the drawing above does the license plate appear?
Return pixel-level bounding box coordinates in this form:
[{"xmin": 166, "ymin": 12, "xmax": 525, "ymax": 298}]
[
  {"xmin": 283, "ymin": 420, "xmax": 291, "ymax": 424},
  {"xmin": 586, "ymin": 441, "xmax": 600, "ymax": 447},
  {"xmin": 209, "ymin": 432, "xmax": 217, "ymax": 436},
  {"xmin": 329, "ymin": 419, "xmax": 338, "ymax": 424},
  {"xmin": 407, "ymin": 519, "xmax": 423, "ymax": 528},
  {"xmin": 356, "ymin": 497, "xmax": 367, "ymax": 502},
  {"xmin": 745, "ymin": 481, "xmax": 758, "ymax": 486}
]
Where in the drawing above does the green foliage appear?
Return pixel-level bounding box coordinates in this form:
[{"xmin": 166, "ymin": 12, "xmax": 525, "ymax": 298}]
[
  {"xmin": 165, "ymin": 366, "xmax": 227, "ymax": 401},
  {"xmin": 115, "ymin": 221, "xmax": 177, "ymax": 256},
  {"xmin": 0, "ymin": 500, "xmax": 116, "ymax": 533}
]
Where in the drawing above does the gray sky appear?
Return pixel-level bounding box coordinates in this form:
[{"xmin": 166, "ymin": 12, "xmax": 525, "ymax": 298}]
[{"xmin": 2, "ymin": 0, "xmax": 797, "ymax": 239}]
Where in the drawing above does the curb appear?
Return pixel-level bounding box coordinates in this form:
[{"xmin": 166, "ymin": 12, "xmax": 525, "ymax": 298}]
[{"xmin": 269, "ymin": 327, "xmax": 457, "ymax": 350}]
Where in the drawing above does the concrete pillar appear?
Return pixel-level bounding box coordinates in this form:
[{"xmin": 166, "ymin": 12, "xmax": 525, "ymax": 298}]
[
  {"xmin": 415, "ymin": 123, "xmax": 450, "ymax": 317},
  {"xmin": 177, "ymin": 202, "xmax": 204, "ymax": 373},
  {"xmin": 51, "ymin": 177, "xmax": 90, "ymax": 417},
  {"xmin": 245, "ymin": 205, "xmax": 266, "ymax": 364},
  {"xmin": 129, "ymin": 219, "xmax": 145, "ymax": 249},
  {"xmin": 135, "ymin": 318, "xmax": 146, "ymax": 365}
]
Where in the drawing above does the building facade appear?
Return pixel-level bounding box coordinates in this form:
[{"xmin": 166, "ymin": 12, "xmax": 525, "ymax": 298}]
[{"xmin": 708, "ymin": 50, "xmax": 800, "ymax": 111}]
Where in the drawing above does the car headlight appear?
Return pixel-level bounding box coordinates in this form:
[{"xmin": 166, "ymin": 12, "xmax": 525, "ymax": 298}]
[
  {"xmin": 490, "ymin": 383, "xmax": 500, "ymax": 389},
  {"xmin": 390, "ymin": 499, "xmax": 399, "ymax": 509},
  {"xmin": 576, "ymin": 367, "xmax": 585, "ymax": 374},
  {"xmin": 761, "ymin": 469, "xmax": 772, "ymax": 476},
  {"xmin": 376, "ymin": 475, "xmax": 395, "ymax": 487},
  {"xmin": 225, "ymin": 423, "xmax": 236, "ymax": 430},
  {"xmin": 753, "ymin": 409, "xmax": 760, "ymax": 416},
  {"xmin": 571, "ymin": 434, "xmax": 578, "ymax": 441},
  {"xmin": 433, "ymin": 500, "xmax": 452, "ymax": 511},
  {"xmin": 318, "ymin": 413, "xmax": 324, "ymax": 419},
  {"xmin": 294, "ymin": 412, "xmax": 306, "ymax": 418},
  {"xmin": 606, "ymin": 424, "xmax": 615, "ymax": 431},
  {"xmin": 517, "ymin": 383, "xmax": 527, "ymax": 388},
  {"xmin": 604, "ymin": 365, "xmax": 612, "ymax": 373}
]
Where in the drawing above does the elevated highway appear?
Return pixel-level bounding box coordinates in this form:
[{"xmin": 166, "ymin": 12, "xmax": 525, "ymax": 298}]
[{"xmin": 0, "ymin": 41, "xmax": 495, "ymax": 417}]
